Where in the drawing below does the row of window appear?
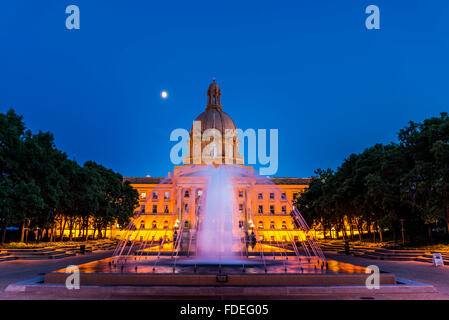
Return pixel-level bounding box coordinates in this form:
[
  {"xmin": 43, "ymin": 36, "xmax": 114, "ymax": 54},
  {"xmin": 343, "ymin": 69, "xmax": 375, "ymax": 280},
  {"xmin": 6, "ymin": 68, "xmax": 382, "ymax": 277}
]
[
  {"xmin": 239, "ymin": 191, "xmax": 298, "ymax": 200},
  {"xmin": 140, "ymin": 191, "xmax": 170, "ymax": 200},
  {"xmin": 257, "ymin": 221, "xmax": 290, "ymax": 230},
  {"xmin": 259, "ymin": 235, "xmax": 299, "ymax": 242},
  {"xmin": 140, "ymin": 205, "xmax": 170, "ymax": 214},
  {"xmin": 139, "ymin": 220, "xmax": 169, "ymax": 229},
  {"xmin": 141, "ymin": 190, "xmax": 300, "ymax": 201},
  {"xmin": 138, "ymin": 219, "xmax": 291, "ymax": 230},
  {"xmin": 256, "ymin": 205, "xmax": 288, "ymax": 215},
  {"xmin": 131, "ymin": 234, "xmax": 298, "ymax": 242},
  {"xmin": 140, "ymin": 190, "xmax": 204, "ymax": 200},
  {"xmin": 141, "ymin": 204, "xmax": 290, "ymax": 215}
]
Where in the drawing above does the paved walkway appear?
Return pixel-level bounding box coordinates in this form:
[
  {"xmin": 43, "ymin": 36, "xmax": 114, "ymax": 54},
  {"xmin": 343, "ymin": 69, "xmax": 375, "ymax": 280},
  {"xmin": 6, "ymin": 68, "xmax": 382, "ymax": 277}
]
[
  {"xmin": 0, "ymin": 250, "xmax": 113, "ymax": 299},
  {"xmin": 1, "ymin": 250, "xmax": 449, "ymax": 299},
  {"xmin": 325, "ymin": 252, "xmax": 449, "ymax": 299}
]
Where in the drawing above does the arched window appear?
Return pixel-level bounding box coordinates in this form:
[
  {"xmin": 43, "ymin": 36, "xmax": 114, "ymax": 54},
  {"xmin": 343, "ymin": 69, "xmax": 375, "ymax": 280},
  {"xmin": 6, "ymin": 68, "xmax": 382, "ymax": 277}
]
[
  {"xmin": 282, "ymin": 221, "xmax": 287, "ymax": 229},
  {"xmin": 163, "ymin": 220, "xmax": 169, "ymax": 229},
  {"xmin": 270, "ymin": 221, "xmax": 275, "ymax": 229},
  {"xmin": 258, "ymin": 221, "xmax": 264, "ymax": 229},
  {"xmin": 140, "ymin": 220, "xmax": 145, "ymax": 229},
  {"xmin": 152, "ymin": 220, "xmax": 157, "ymax": 229}
]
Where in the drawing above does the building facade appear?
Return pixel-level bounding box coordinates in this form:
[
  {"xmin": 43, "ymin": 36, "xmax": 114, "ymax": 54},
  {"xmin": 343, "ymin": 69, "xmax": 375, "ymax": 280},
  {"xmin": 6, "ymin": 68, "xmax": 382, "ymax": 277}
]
[{"xmin": 113, "ymin": 81, "xmax": 314, "ymax": 244}]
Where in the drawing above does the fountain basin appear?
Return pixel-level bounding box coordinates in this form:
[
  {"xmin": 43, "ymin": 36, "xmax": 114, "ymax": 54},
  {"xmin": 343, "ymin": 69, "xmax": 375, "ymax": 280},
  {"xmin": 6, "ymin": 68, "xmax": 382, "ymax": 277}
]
[{"xmin": 45, "ymin": 256, "xmax": 396, "ymax": 287}]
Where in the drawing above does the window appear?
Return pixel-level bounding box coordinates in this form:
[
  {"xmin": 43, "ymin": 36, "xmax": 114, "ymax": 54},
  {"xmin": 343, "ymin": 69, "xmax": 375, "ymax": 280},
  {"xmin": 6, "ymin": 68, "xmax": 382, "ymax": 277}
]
[
  {"xmin": 270, "ymin": 236, "xmax": 275, "ymax": 241},
  {"xmin": 140, "ymin": 235, "xmax": 144, "ymax": 242},
  {"xmin": 163, "ymin": 221, "xmax": 169, "ymax": 229},
  {"xmin": 184, "ymin": 190, "xmax": 190, "ymax": 198},
  {"xmin": 270, "ymin": 221, "xmax": 275, "ymax": 229},
  {"xmin": 282, "ymin": 206, "xmax": 286, "ymax": 214},
  {"xmin": 282, "ymin": 221, "xmax": 287, "ymax": 229},
  {"xmin": 258, "ymin": 193, "xmax": 263, "ymax": 200},
  {"xmin": 270, "ymin": 193, "xmax": 274, "ymax": 200},
  {"xmin": 140, "ymin": 192, "xmax": 146, "ymax": 199},
  {"xmin": 239, "ymin": 220, "xmax": 244, "ymax": 228},
  {"xmin": 152, "ymin": 221, "xmax": 157, "ymax": 229},
  {"xmin": 293, "ymin": 193, "xmax": 298, "ymax": 200},
  {"xmin": 140, "ymin": 205, "xmax": 145, "ymax": 213},
  {"xmin": 270, "ymin": 205, "xmax": 275, "ymax": 214},
  {"xmin": 258, "ymin": 205, "xmax": 263, "ymax": 214},
  {"xmin": 258, "ymin": 221, "xmax": 264, "ymax": 229},
  {"xmin": 281, "ymin": 193, "xmax": 286, "ymax": 200},
  {"xmin": 164, "ymin": 192, "xmax": 169, "ymax": 200},
  {"xmin": 152, "ymin": 192, "xmax": 158, "ymax": 200},
  {"xmin": 164, "ymin": 205, "xmax": 169, "ymax": 213},
  {"xmin": 239, "ymin": 204, "xmax": 243, "ymax": 213},
  {"xmin": 140, "ymin": 220, "xmax": 145, "ymax": 229},
  {"xmin": 152, "ymin": 205, "xmax": 157, "ymax": 213},
  {"xmin": 238, "ymin": 190, "xmax": 243, "ymax": 198}
]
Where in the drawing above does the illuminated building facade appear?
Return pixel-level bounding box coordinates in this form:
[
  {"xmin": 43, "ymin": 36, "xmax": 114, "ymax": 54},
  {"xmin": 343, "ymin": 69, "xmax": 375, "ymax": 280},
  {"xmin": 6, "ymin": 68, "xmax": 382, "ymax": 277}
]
[{"xmin": 113, "ymin": 81, "xmax": 313, "ymax": 243}]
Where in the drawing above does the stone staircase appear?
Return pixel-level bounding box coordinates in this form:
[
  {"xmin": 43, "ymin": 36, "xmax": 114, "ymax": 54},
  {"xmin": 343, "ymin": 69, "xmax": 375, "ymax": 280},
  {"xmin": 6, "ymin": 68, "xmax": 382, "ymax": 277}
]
[
  {"xmin": 0, "ymin": 240, "xmax": 117, "ymax": 262},
  {"xmin": 0, "ymin": 250, "xmax": 16, "ymax": 263},
  {"xmin": 319, "ymin": 241, "xmax": 449, "ymax": 265}
]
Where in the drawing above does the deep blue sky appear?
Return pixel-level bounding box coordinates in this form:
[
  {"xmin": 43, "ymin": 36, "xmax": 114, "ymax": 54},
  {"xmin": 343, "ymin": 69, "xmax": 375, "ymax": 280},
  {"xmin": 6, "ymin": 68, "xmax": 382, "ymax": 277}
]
[{"xmin": 1, "ymin": 1, "xmax": 448, "ymax": 178}]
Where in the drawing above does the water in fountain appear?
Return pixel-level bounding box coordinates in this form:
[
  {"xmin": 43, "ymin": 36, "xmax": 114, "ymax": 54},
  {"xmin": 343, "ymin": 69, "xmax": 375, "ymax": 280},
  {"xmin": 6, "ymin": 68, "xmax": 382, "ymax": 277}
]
[
  {"xmin": 112, "ymin": 164, "xmax": 326, "ymax": 272},
  {"xmin": 195, "ymin": 165, "xmax": 239, "ymax": 262}
]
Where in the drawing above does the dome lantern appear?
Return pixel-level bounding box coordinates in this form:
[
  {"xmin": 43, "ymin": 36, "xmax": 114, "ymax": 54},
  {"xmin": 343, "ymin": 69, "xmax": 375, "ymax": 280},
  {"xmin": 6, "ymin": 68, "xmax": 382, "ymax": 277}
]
[{"xmin": 206, "ymin": 79, "xmax": 222, "ymax": 111}]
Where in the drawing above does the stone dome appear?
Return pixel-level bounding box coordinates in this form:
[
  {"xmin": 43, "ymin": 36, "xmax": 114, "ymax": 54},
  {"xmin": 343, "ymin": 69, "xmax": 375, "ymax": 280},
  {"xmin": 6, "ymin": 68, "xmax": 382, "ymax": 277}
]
[
  {"xmin": 190, "ymin": 79, "xmax": 236, "ymax": 135},
  {"xmin": 185, "ymin": 80, "xmax": 243, "ymax": 166},
  {"xmin": 192, "ymin": 109, "xmax": 236, "ymax": 135}
]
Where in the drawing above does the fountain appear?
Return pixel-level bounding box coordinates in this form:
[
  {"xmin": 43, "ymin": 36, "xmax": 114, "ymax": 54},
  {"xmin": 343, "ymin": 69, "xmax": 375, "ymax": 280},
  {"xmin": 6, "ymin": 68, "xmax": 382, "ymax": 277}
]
[{"xmin": 35, "ymin": 164, "xmax": 408, "ymax": 297}]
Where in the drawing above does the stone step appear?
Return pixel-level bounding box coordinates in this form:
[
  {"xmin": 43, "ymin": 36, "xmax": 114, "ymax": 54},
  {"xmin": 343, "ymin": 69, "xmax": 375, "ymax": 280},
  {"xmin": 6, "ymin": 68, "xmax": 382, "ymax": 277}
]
[
  {"xmin": 11, "ymin": 251, "xmax": 59, "ymax": 257},
  {"xmin": 374, "ymin": 249, "xmax": 427, "ymax": 254},
  {"xmin": 6, "ymin": 248, "xmax": 55, "ymax": 254},
  {"xmin": 0, "ymin": 256, "xmax": 16, "ymax": 263}
]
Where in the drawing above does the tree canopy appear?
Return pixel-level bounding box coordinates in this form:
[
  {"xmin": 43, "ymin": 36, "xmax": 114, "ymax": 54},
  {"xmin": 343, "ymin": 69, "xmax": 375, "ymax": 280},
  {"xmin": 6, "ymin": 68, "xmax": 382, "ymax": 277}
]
[
  {"xmin": 296, "ymin": 113, "xmax": 449, "ymax": 244},
  {"xmin": 0, "ymin": 109, "xmax": 139, "ymax": 243}
]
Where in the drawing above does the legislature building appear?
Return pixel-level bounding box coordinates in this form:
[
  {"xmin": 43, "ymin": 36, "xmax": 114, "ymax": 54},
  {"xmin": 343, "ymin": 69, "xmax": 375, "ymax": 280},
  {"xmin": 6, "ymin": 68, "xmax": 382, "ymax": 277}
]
[{"xmin": 113, "ymin": 81, "xmax": 314, "ymax": 245}]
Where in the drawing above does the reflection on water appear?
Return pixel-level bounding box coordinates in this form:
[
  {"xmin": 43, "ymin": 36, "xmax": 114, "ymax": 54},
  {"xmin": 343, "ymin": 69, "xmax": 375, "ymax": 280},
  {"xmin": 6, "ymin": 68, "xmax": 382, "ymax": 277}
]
[{"xmin": 53, "ymin": 255, "xmax": 368, "ymax": 275}]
